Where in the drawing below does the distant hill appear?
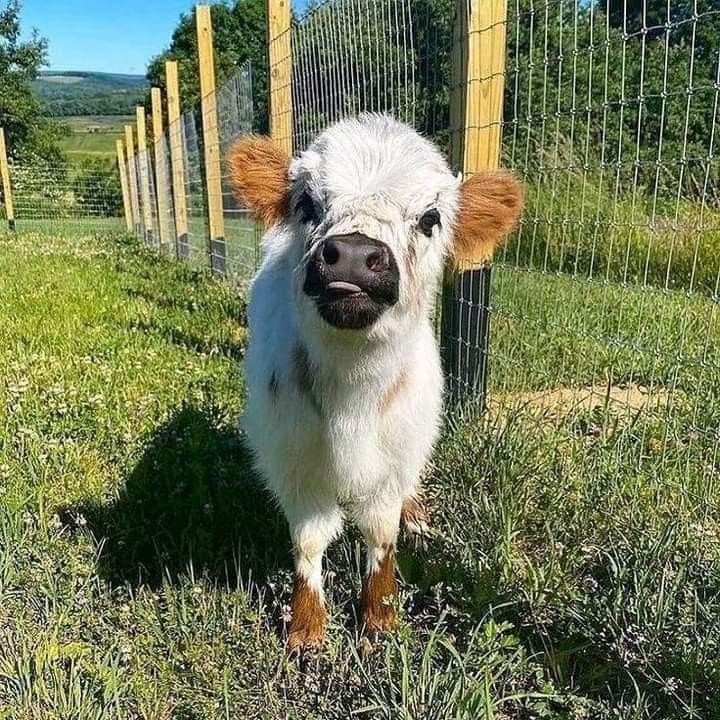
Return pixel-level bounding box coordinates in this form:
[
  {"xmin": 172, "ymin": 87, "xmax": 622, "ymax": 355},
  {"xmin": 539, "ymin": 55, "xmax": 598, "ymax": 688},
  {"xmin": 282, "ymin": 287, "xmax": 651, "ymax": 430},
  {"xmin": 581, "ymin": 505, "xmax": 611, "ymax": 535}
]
[{"xmin": 33, "ymin": 71, "xmax": 149, "ymax": 117}]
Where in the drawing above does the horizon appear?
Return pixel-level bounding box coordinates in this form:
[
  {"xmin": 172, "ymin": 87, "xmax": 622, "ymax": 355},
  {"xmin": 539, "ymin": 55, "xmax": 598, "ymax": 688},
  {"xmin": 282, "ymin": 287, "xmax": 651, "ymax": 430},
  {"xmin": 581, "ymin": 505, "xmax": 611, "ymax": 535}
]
[{"xmin": 22, "ymin": 1, "xmax": 309, "ymax": 77}]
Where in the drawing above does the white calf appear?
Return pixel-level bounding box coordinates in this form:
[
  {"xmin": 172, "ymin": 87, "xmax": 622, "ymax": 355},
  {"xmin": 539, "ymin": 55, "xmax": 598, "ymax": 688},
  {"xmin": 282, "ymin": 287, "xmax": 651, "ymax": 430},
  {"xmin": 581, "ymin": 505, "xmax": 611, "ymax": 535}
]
[{"xmin": 229, "ymin": 114, "xmax": 523, "ymax": 651}]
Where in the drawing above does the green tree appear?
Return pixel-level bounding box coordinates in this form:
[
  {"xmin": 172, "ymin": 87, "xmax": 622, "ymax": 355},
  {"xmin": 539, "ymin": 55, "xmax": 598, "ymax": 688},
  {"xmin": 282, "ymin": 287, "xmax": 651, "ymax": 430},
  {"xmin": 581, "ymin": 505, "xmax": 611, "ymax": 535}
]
[
  {"xmin": 0, "ymin": 0, "xmax": 62, "ymax": 164},
  {"xmin": 146, "ymin": 0, "xmax": 267, "ymax": 133}
]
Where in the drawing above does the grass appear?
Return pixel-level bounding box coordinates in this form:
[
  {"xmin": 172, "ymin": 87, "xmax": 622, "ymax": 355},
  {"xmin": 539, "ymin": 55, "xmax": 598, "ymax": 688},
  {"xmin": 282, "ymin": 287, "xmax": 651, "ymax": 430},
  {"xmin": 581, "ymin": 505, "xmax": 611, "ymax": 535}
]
[
  {"xmin": 505, "ymin": 167, "xmax": 720, "ymax": 297},
  {"xmin": 57, "ymin": 116, "xmax": 132, "ymax": 162},
  {"xmin": 1, "ymin": 228, "xmax": 720, "ymax": 719}
]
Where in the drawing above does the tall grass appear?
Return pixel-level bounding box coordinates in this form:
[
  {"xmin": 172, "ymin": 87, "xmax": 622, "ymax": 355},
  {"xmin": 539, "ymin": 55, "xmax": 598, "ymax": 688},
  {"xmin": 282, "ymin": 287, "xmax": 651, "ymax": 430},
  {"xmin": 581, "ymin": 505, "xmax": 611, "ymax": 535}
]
[{"xmin": 505, "ymin": 156, "xmax": 720, "ymax": 296}]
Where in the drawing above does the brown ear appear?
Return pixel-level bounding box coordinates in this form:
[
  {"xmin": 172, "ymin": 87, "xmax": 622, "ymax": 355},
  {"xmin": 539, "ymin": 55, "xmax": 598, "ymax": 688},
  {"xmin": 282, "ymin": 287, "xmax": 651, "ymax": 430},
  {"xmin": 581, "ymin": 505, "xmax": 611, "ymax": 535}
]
[
  {"xmin": 227, "ymin": 135, "xmax": 290, "ymax": 226},
  {"xmin": 452, "ymin": 171, "xmax": 524, "ymax": 267}
]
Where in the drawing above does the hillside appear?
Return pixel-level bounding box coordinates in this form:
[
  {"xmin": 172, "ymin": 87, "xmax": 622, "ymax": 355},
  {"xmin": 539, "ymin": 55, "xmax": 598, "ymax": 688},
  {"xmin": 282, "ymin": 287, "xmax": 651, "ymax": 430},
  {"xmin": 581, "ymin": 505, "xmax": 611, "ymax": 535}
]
[{"xmin": 33, "ymin": 71, "xmax": 148, "ymax": 116}]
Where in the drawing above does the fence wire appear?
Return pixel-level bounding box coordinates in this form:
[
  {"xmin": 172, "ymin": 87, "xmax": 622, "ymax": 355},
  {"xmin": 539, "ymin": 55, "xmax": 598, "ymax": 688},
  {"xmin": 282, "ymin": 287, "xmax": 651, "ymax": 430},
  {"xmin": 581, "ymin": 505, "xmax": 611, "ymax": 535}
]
[
  {"xmin": 2, "ymin": 2, "xmax": 719, "ymax": 492},
  {"xmin": 0, "ymin": 158, "xmax": 125, "ymax": 236},
  {"xmin": 494, "ymin": 0, "xmax": 720, "ymax": 466},
  {"xmin": 291, "ymin": 0, "xmax": 418, "ymax": 151},
  {"xmin": 125, "ymin": 62, "xmax": 257, "ymax": 288}
]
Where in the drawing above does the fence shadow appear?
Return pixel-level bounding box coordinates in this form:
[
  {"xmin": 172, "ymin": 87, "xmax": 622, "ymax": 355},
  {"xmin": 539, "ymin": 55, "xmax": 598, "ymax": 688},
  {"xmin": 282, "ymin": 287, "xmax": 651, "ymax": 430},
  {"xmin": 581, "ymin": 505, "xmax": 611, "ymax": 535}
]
[{"xmin": 64, "ymin": 405, "xmax": 289, "ymax": 588}]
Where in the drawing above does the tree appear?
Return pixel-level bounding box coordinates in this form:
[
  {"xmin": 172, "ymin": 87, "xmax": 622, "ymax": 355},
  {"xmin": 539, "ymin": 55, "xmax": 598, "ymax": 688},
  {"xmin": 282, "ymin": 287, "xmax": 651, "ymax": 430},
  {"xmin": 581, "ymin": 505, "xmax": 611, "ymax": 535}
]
[
  {"xmin": 146, "ymin": 0, "xmax": 268, "ymax": 133},
  {"xmin": 0, "ymin": 0, "xmax": 62, "ymax": 164}
]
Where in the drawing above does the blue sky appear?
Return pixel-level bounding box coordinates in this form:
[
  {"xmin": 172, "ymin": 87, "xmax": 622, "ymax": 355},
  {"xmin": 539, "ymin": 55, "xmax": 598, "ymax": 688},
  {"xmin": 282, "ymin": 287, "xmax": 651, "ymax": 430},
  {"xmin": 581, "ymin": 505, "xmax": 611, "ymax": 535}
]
[{"xmin": 21, "ymin": 0, "xmax": 308, "ymax": 76}]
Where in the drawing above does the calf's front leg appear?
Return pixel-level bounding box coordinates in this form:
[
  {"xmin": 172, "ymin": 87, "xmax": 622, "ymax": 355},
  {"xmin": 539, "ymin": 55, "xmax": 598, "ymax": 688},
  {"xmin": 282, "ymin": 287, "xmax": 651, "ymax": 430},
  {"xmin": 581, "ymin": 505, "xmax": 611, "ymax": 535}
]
[
  {"xmin": 286, "ymin": 503, "xmax": 344, "ymax": 652},
  {"xmin": 355, "ymin": 499, "xmax": 402, "ymax": 633}
]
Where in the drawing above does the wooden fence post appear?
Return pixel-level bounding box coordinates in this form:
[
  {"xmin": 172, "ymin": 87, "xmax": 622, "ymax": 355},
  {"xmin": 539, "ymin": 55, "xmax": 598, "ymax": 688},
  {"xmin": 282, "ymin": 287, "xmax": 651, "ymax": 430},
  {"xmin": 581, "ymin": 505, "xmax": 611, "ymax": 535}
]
[
  {"xmin": 0, "ymin": 128, "xmax": 15, "ymax": 231},
  {"xmin": 136, "ymin": 106, "xmax": 155, "ymax": 245},
  {"xmin": 442, "ymin": 0, "xmax": 508, "ymax": 407},
  {"xmin": 196, "ymin": 4, "xmax": 226, "ymax": 275},
  {"xmin": 116, "ymin": 139, "xmax": 133, "ymax": 232},
  {"xmin": 166, "ymin": 60, "xmax": 189, "ymax": 259},
  {"xmin": 124, "ymin": 124, "xmax": 141, "ymax": 234},
  {"xmin": 267, "ymin": 0, "xmax": 293, "ymax": 157},
  {"xmin": 151, "ymin": 87, "xmax": 170, "ymax": 250}
]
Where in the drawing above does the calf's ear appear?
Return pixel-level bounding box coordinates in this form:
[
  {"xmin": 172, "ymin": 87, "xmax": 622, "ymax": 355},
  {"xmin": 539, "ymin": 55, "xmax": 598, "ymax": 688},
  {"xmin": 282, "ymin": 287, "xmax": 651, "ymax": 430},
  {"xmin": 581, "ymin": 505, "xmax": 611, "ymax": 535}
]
[
  {"xmin": 451, "ymin": 171, "xmax": 524, "ymax": 267},
  {"xmin": 228, "ymin": 135, "xmax": 291, "ymax": 226}
]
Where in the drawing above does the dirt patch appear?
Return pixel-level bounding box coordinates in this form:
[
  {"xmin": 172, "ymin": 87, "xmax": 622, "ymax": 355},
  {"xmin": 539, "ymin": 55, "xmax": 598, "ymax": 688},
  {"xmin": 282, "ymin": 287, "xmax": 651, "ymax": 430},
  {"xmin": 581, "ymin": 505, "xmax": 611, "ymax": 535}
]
[{"xmin": 491, "ymin": 383, "xmax": 677, "ymax": 421}]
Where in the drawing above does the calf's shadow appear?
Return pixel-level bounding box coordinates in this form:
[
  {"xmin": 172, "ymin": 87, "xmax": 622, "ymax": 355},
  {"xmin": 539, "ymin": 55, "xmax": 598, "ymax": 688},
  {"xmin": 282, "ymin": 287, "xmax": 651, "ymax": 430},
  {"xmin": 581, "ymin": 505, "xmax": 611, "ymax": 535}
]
[{"xmin": 70, "ymin": 405, "xmax": 289, "ymax": 588}]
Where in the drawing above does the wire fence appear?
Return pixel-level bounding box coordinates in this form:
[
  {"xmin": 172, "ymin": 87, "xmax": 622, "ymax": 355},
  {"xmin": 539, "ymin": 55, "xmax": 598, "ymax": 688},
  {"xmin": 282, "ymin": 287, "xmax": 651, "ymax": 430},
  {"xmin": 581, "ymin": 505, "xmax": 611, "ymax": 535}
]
[
  {"xmin": 121, "ymin": 61, "xmax": 258, "ymax": 287},
  {"xmin": 1, "ymin": 0, "xmax": 719, "ymax": 457},
  {"xmin": 0, "ymin": 156, "xmax": 126, "ymax": 236}
]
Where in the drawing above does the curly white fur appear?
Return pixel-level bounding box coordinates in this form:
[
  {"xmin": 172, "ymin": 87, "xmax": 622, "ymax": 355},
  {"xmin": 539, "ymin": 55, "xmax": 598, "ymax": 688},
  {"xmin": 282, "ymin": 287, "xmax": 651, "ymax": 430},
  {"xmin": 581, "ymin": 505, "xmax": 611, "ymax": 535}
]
[{"xmin": 242, "ymin": 115, "xmax": 461, "ymax": 603}]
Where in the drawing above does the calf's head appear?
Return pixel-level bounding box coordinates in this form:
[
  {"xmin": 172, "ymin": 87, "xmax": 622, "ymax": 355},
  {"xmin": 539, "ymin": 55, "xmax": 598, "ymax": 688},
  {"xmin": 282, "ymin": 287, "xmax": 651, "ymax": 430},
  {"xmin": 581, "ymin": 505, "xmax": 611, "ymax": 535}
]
[{"xmin": 229, "ymin": 115, "xmax": 523, "ymax": 335}]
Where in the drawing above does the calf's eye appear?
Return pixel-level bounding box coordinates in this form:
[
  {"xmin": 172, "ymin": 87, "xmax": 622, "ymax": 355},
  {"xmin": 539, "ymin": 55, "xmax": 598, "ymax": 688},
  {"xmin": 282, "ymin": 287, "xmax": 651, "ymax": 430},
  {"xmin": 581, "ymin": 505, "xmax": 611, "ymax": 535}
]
[
  {"xmin": 419, "ymin": 209, "xmax": 441, "ymax": 237},
  {"xmin": 295, "ymin": 191, "xmax": 320, "ymax": 224}
]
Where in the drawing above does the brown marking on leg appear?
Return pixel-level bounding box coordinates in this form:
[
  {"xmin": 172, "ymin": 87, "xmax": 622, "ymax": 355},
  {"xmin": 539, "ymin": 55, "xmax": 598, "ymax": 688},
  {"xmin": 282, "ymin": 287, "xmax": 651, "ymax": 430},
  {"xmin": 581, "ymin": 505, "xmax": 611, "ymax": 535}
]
[
  {"xmin": 287, "ymin": 575, "xmax": 326, "ymax": 652},
  {"xmin": 361, "ymin": 544, "xmax": 398, "ymax": 633},
  {"xmin": 401, "ymin": 495, "xmax": 429, "ymax": 535}
]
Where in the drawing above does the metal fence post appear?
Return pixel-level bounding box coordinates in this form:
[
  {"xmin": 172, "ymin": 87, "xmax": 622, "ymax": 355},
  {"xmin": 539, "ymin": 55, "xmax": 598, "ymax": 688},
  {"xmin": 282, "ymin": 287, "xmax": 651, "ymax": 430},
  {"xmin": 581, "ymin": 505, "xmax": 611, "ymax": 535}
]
[
  {"xmin": 166, "ymin": 60, "xmax": 189, "ymax": 260},
  {"xmin": 197, "ymin": 4, "xmax": 226, "ymax": 276},
  {"xmin": 0, "ymin": 128, "xmax": 16, "ymax": 231},
  {"xmin": 442, "ymin": 0, "xmax": 508, "ymax": 409},
  {"xmin": 267, "ymin": 0, "xmax": 293, "ymax": 157}
]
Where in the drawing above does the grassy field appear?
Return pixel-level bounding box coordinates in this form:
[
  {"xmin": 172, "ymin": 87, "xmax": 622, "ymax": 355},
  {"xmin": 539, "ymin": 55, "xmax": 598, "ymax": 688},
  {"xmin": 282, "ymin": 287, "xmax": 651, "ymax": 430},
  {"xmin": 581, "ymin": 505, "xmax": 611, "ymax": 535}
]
[
  {"xmin": 1, "ymin": 228, "xmax": 720, "ymax": 719},
  {"xmin": 58, "ymin": 116, "xmax": 133, "ymax": 162}
]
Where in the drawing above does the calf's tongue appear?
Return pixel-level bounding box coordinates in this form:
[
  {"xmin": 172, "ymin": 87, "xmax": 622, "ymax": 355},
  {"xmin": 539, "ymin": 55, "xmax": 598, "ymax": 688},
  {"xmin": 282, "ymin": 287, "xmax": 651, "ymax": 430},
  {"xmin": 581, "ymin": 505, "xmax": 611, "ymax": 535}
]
[{"xmin": 327, "ymin": 281, "xmax": 363, "ymax": 296}]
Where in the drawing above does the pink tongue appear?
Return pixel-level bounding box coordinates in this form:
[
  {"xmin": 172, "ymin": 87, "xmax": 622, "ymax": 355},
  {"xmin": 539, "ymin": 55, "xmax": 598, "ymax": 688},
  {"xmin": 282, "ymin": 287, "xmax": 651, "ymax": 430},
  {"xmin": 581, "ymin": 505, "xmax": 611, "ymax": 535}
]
[{"xmin": 327, "ymin": 281, "xmax": 362, "ymax": 295}]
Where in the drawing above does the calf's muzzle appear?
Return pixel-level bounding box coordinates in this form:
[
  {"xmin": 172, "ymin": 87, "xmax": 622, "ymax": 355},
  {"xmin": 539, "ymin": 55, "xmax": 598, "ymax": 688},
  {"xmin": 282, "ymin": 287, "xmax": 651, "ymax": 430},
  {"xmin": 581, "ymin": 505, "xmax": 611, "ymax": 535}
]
[{"xmin": 303, "ymin": 232, "xmax": 399, "ymax": 330}]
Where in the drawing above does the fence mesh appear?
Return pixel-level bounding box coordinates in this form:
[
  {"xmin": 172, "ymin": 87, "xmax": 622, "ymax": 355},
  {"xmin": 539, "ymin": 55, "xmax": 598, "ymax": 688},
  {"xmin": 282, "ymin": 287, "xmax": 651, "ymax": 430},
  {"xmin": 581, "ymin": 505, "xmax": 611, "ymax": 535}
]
[
  {"xmin": 123, "ymin": 62, "xmax": 257, "ymax": 288},
  {"xmin": 0, "ymin": 158, "xmax": 125, "ymax": 236},
  {"xmin": 494, "ymin": 0, "xmax": 720, "ymax": 467},
  {"xmin": 2, "ymin": 2, "xmax": 719, "ymax": 478}
]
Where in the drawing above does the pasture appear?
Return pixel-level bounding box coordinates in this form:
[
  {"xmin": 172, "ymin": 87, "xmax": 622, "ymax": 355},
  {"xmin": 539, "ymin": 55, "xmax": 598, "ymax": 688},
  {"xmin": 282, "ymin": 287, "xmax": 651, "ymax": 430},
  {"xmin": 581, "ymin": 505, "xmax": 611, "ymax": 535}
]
[
  {"xmin": 1, "ymin": 228, "xmax": 718, "ymax": 719},
  {"xmin": 58, "ymin": 116, "xmax": 133, "ymax": 163}
]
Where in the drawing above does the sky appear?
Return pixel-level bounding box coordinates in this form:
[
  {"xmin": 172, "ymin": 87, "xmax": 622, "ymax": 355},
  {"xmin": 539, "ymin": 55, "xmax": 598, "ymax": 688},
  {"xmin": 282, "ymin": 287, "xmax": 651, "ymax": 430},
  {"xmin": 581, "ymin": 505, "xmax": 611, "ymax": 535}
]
[{"xmin": 21, "ymin": 0, "xmax": 308, "ymax": 76}]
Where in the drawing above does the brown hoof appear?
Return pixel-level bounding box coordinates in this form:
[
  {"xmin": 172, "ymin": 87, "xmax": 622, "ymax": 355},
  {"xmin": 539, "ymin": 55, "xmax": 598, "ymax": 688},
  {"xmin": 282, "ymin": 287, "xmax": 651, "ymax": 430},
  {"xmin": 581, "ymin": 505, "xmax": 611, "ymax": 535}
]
[
  {"xmin": 287, "ymin": 622, "xmax": 325, "ymax": 654},
  {"xmin": 362, "ymin": 602, "xmax": 397, "ymax": 634}
]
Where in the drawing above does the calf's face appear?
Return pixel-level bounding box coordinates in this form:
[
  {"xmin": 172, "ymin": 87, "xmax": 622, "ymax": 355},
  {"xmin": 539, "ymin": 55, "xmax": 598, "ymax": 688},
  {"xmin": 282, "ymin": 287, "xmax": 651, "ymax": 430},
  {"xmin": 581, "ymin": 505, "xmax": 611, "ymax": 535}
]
[{"xmin": 229, "ymin": 115, "xmax": 523, "ymax": 334}]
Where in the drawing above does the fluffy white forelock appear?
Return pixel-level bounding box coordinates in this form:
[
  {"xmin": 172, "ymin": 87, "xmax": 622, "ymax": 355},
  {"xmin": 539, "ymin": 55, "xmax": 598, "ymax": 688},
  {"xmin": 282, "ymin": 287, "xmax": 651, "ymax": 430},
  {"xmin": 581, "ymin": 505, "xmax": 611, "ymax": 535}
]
[{"xmin": 290, "ymin": 114, "xmax": 459, "ymax": 227}]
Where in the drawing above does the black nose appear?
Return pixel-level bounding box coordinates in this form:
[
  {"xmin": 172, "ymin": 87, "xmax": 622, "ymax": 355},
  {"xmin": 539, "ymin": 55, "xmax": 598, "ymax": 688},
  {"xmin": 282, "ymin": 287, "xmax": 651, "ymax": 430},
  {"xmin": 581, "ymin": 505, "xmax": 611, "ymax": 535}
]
[{"xmin": 317, "ymin": 233, "xmax": 390, "ymax": 292}]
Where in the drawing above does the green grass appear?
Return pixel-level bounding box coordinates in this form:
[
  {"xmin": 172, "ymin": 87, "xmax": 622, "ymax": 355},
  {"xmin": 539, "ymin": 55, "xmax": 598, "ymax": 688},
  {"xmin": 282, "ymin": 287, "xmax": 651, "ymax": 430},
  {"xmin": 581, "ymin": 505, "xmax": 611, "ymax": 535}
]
[
  {"xmin": 58, "ymin": 133, "xmax": 118, "ymax": 161},
  {"xmin": 505, "ymin": 169, "xmax": 720, "ymax": 297},
  {"xmin": 1, "ymin": 228, "xmax": 719, "ymax": 718},
  {"xmin": 57, "ymin": 116, "xmax": 132, "ymax": 162}
]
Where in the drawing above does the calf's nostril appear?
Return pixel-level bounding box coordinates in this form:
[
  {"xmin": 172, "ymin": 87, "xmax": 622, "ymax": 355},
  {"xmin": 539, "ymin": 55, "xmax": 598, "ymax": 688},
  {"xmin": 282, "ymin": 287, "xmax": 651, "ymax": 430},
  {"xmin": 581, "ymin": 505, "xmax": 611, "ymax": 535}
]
[
  {"xmin": 366, "ymin": 249, "xmax": 386, "ymax": 272},
  {"xmin": 322, "ymin": 241, "xmax": 340, "ymax": 266}
]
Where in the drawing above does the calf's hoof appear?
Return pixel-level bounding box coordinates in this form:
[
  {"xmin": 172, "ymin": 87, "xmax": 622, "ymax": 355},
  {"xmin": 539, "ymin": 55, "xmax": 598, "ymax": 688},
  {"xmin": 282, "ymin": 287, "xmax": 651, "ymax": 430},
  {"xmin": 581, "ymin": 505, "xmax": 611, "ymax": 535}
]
[
  {"xmin": 362, "ymin": 602, "xmax": 397, "ymax": 634},
  {"xmin": 287, "ymin": 621, "xmax": 325, "ymax": 653}
]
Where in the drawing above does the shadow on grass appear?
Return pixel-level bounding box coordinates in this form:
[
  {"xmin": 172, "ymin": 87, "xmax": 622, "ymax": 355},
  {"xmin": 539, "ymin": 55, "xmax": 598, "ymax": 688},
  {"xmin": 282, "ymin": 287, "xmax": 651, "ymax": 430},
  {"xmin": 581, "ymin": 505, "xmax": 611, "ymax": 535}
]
[{"xmin": 64, "ymin": 405, "xmax": 289, "ymax": 588}]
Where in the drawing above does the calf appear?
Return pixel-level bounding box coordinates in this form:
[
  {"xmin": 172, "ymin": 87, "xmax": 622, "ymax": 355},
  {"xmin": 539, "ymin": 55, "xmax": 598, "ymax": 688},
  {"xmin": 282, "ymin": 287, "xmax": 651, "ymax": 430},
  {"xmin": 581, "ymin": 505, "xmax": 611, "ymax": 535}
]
[{"xmin": 229, "ymin": 114, "xmax": 523, "ymax": 651}]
